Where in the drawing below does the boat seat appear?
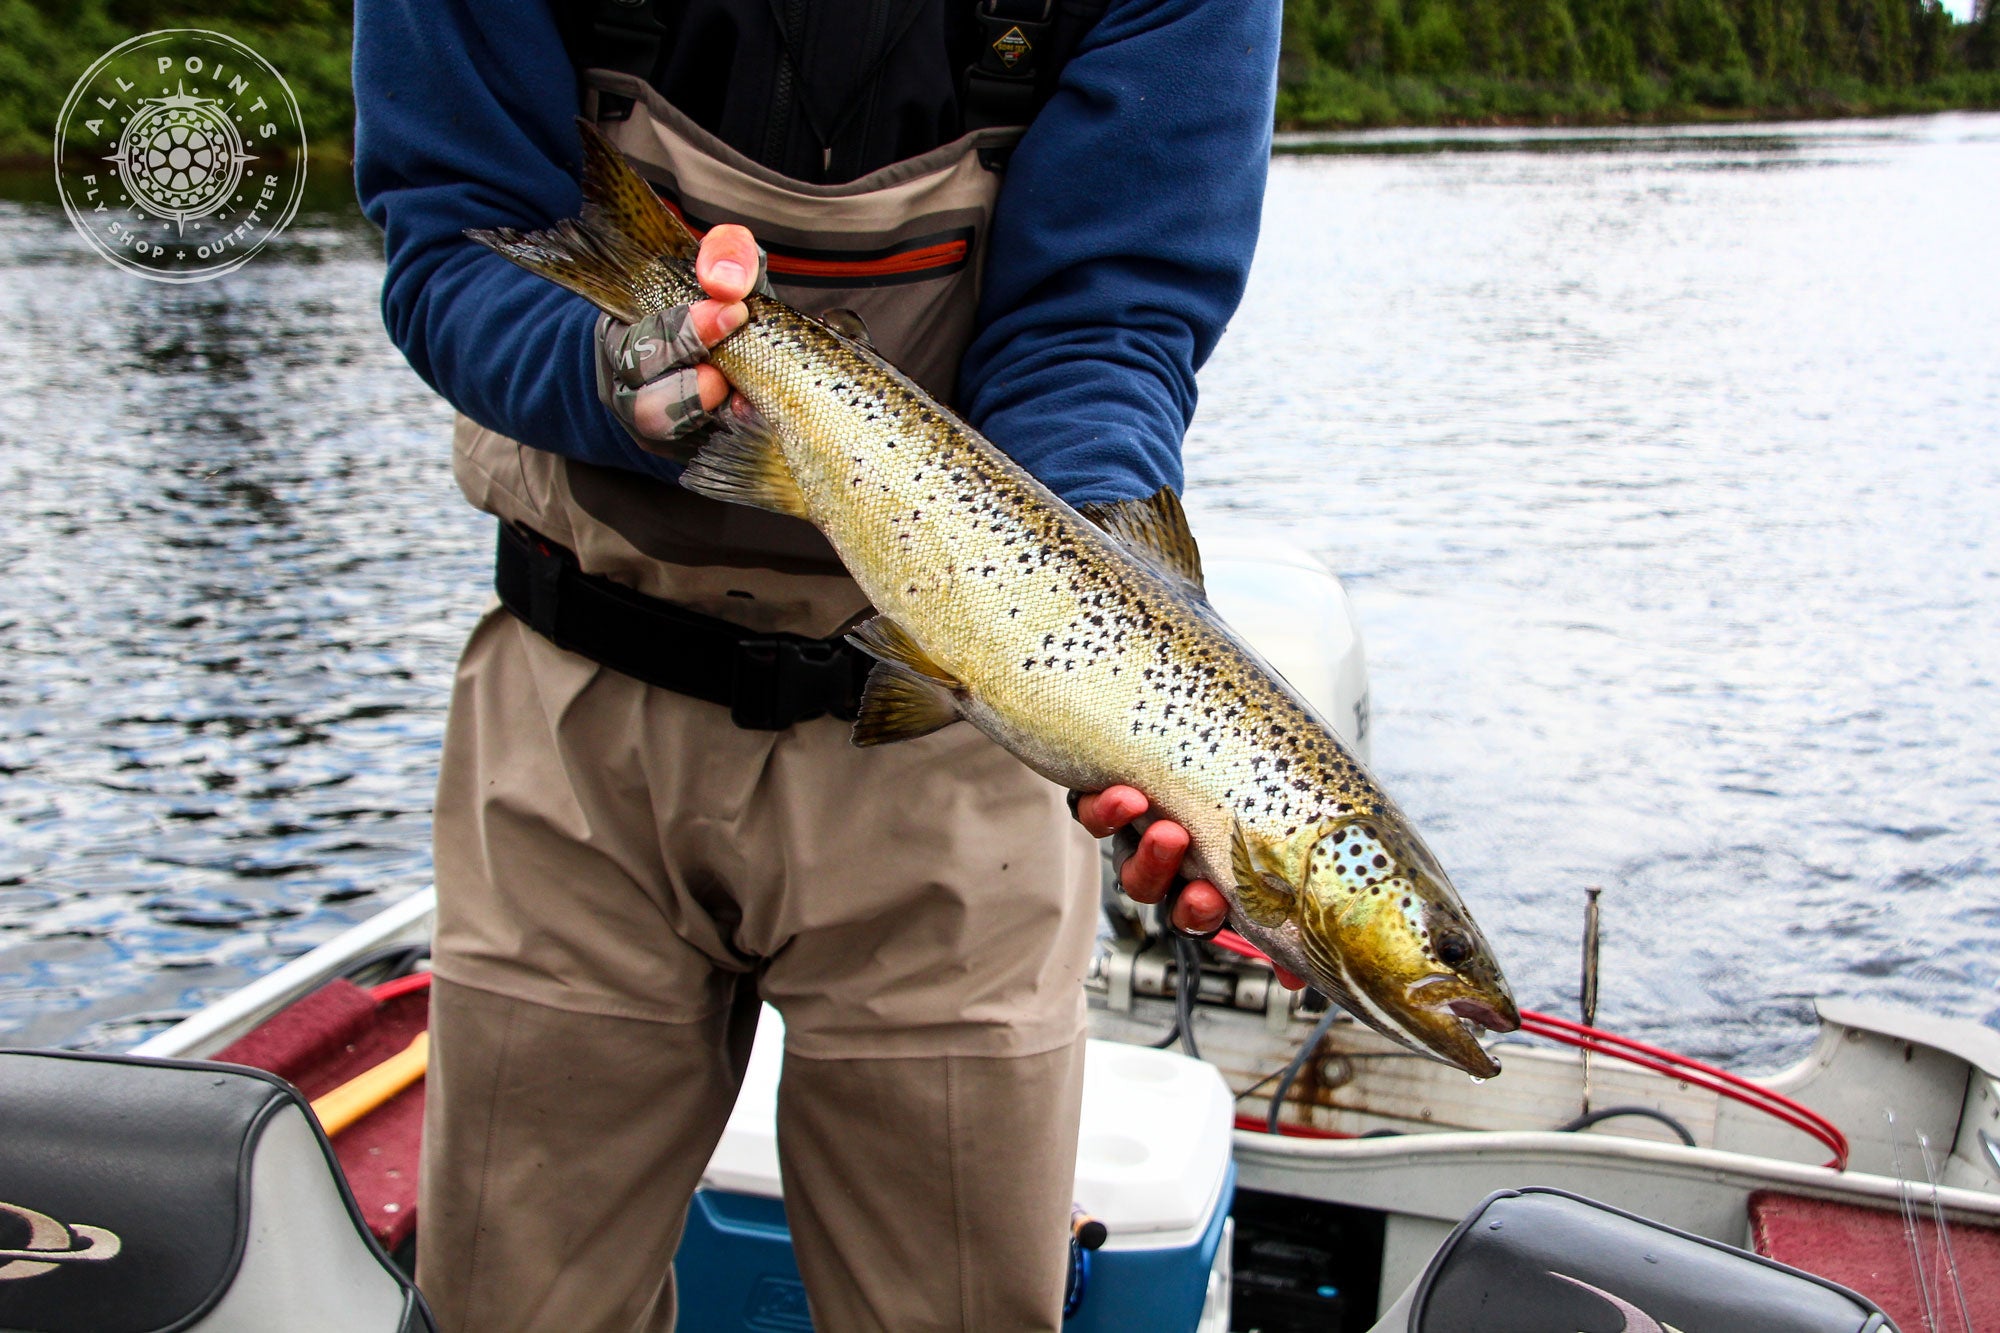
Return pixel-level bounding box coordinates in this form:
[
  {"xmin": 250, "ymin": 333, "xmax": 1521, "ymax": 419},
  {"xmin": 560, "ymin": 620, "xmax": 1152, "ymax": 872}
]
[
  {"xmin": 0, "ymin": 1048, "xmax": 433, "ymax": 1333},
  {"xmin": 1367, "ymin": 1187, "xmax": 1893, "ymax": 1332}
]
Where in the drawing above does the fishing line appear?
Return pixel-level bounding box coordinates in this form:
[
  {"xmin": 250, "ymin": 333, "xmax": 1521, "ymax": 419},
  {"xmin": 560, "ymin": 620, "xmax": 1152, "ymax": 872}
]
[
  {"xmin": 1917, "ymin": 1132, "xmax": 1974, "ymax": 1333},
  {"xmin": 1887, "ymin": 1111, "xmax": 1940, "ymax": 1333}
]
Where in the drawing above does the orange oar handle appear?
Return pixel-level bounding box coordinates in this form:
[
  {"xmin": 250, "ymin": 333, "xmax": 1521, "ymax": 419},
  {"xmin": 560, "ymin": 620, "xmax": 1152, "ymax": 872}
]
[{"xmin": 310, "ymin": 1030, "xmax": 429, "ymax": 1138}]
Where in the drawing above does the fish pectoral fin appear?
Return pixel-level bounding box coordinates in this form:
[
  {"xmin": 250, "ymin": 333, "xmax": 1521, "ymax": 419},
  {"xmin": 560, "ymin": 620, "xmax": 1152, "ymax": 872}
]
[
  {"xmin": 851, "ymin": 662, "xmax": 963, "ymax": 747},
  {"xmin": 464, "ymin": 120, "xmax": 698, "ymax": 324},
  {"xmin": 1231, "ymin": 823, "xmax": 1294, "ymax": 928},
  {"xmin": 680, "ymin": 412, "xmax": 810, "ymax": 520},
  {"xmin": 1080, "ymin": 487, "xmax": 1205, "ymax": 594},
  {"xmin": 847, "ymin": 617, "xmax": 961, "ymax": 686}
]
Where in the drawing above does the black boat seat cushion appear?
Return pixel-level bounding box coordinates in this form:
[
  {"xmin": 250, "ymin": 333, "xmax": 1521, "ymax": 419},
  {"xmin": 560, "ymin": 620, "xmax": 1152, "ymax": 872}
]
[
  {"xmin": 0, "ymin": 1049, "xmax": 431, "ymax": 1333},
  {"xmin": 1385, "ymin": 1187, "xmax": 1894, "ymax": 1333}
]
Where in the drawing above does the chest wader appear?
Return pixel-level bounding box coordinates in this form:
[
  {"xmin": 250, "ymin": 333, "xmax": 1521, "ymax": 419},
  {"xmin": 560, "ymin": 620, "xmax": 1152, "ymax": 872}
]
[
  {"xmin": 419, "ymin": 55, "xmax": 1106, "ymax": 1333},
  {"xmin": 458, "ymin": 74, "xmax": 1020, "ymax": 725}
]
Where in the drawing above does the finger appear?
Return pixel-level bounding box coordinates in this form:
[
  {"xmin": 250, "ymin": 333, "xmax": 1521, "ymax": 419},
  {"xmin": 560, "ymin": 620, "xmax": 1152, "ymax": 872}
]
[
  {"xmin": 695, "ymin": 365, "xmax": 730, "ymax": 412},
  {"xmin": 696, "ymin": 224, "xmax": 762, "ymax": 303},
  {"xmin": 630, "ymin": 371, "xmax": 711, "ymax": 439},
  {"xmin": 1072, "ymin": 785, "xmax": 1149, "ymax": 838},
  {"xmin": 688, "ymin": 298, "xmax": 749, "ymax": 348},
  {"xmin": 1120, "ymin": 819, "xmax": 1189, "ymax": 904},
  {"xmin": 1169, "ymin": 880, "xmax": 1228, "ymax": 936},
  {"xmin": 1271, "ymin": 962, "xmax": 1306, "ymax": 991},
  {"xmin": 635, "ymin": 367, "xmax": 730, "ymax": 429}
]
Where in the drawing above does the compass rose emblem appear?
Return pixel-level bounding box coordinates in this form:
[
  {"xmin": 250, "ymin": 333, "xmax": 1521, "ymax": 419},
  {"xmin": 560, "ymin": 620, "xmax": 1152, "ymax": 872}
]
[
  {"xmin": 106, "ymin": 84, "xmax": 256, "ymax": 237},
  {"xmin": 53, "ymin": 28, "xmax": 306, "ymax": 282}
]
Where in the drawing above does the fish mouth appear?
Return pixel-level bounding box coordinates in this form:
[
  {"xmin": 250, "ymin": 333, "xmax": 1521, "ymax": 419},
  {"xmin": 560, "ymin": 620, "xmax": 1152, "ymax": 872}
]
[
  {"xmin": 1397, "ymin": 979, "xmax": 1518, "ymax": 1077},
  {"xmin": 1424, "ymin": 1017, "xmax": 1502, "ymax": 1079},
  {"xmin": 1447, "ymin": 997, "xmax": 1520, "ymax": 1034}
]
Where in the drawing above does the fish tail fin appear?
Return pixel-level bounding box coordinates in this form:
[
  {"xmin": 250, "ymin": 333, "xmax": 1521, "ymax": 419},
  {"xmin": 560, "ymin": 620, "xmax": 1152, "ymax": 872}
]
[{"xmin": 464, "ymin": 119, "xmax": 700, "ymax": 325}]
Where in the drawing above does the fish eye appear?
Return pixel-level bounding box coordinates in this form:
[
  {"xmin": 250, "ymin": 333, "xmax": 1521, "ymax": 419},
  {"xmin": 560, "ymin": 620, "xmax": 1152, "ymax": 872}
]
[{"xmin": 1435, "ymin": 929, "xmax": 1475, "ymax": 968}]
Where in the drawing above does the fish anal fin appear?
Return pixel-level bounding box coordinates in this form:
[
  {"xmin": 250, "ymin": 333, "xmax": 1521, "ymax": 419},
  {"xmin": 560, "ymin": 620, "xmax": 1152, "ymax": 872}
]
[
  {"xmin": 680, "ymin": 411, "xmax": 809, "ymax": 519},
  {"xmin": 1081, "ymin": 487, "xmax": 1204, "ymax": 592},
  {"xmin": 1231, "ymin": 823, "xmax": 1294, "ymax": 928},
  {"xmin": 848, "ymin": 617, "xmax": 960, "ymax": 686},
  {"xmin": 852, "ymin": 662, "xmax": 962, "ymax": 747}
]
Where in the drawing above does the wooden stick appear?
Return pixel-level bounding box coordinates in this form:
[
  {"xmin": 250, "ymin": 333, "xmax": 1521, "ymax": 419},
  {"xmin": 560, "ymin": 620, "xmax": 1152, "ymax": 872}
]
[{"xmin": 311, "ymin": 1030, "xmax": 429, "ymax": 1138}]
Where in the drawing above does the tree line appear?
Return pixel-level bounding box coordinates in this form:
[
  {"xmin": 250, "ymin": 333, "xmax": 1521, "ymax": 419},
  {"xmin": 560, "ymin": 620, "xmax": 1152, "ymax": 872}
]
[
  {"xmin": 1278, "ymin": 0, "xmax": 2000, "ymax": 124},
  {"xmin": 3, "ymin": 0, "xmax": 1998, "ymax": 159}
]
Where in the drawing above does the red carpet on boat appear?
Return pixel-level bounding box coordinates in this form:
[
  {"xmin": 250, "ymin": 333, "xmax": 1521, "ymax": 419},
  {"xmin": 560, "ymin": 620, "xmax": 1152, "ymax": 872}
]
[
  {"xmin": 216, "ymin": 978, "xmax": 429, "ymax": 1251},
  {"xmin": 1749, "ymin": 1189, "xmax": 1999, "ymax": 1332}
]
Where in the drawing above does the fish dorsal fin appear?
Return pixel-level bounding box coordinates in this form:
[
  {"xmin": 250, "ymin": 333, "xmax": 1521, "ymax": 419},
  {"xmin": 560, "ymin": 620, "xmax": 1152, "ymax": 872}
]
[
  {"xmin": 463, "ymin": 120, "xmax": 698, "ymax": 324},
  {"xmin": 1230, "ymin": 823, "xmax": 1295, "ymax": 928},
  {"xmin": 680, "ymin": 408, "xmax": 809, "ymax": 519},
  {"xmin": 848, "ymin": 617, "xmax": 961, "ymax": 687},
  {"xmin": 1081, "ymin": 487, "xmax": 1205, "ymax": 593},
  {"xmin": 852, "ymin": 663, "xmax": 963, "ymax": 747}
]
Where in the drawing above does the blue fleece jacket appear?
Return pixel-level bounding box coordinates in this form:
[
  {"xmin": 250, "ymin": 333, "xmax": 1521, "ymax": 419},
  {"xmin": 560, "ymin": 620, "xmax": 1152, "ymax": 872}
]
[{"xmin": 354, "ymin": 0, "xmax": 1278, "ymax": 506}]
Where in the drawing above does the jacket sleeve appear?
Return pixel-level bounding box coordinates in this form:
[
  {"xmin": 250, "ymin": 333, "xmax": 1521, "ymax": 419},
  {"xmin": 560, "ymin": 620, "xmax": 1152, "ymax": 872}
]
[
  {"xmin": 958, "ymin": 0, "xmax": 1281, "ymax": 508},
  {"xmin": 353, "ymin": 0, "xmax": 675, "ymax": 479}
]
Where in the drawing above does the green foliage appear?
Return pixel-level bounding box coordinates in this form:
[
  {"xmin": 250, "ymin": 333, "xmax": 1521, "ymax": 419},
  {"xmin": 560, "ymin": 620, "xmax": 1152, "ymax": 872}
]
[
  {"xmin": 0, "ymin": 0, "xmax": 1989, "ymax": 151},
  {"xmin": 0, "ymin": 0, "xmax": 352, "ymax": 162},
  {"xmin": 1970, "ymin": 0, "xmax": 2000, "ymax": 70},
  {"xmin": 1278, "ymin": 0, "xmax": 1997, "ymax": 126}
]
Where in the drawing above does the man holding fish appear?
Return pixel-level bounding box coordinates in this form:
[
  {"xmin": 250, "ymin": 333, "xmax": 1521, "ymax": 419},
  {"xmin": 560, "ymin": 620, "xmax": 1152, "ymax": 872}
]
[{"xmin": 353, "ymin": 0, "xmax": 1356, "ymax": 1328}]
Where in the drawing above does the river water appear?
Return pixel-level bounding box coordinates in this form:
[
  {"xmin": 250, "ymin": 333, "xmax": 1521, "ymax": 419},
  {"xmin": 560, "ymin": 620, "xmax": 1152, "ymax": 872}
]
[{"xmin": 1, "ymin": 115, "xmax": 1995, "ymax": 1067}]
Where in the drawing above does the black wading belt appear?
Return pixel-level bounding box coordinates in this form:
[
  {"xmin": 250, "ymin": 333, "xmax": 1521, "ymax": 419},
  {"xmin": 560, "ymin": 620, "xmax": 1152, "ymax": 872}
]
[{"xmin": 495, "ymin": 523, "xmax": 873, "ymax": 731}]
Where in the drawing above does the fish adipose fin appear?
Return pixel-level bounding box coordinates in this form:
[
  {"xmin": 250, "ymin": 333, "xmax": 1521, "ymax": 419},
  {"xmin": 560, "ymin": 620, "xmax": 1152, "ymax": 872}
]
[
  {"xmin": 1081, "ymin": 487, "xmax": 1205, "ymax": 594},
  {"xmin": 848, "ymin": 617, "xmax": 961, "ymax": 686},
  {"xmin": 464, "ymin": 119, "xmax": 700, "ymax": 325},
  {"xmin": 852, "ymin": 662, "xmax": 962, "ymax": 746},
  {"xmin": 1231, "ymin": 823, "xmax": 1295, "ymax": 928},
  {"xmin": 681, "ymin": 410, "xmax": 809, "ymax": 519}
]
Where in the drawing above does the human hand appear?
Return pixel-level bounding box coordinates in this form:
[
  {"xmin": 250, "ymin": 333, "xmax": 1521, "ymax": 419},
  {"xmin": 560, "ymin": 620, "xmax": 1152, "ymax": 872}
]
[
  {"xmin": 594, "ymin": 224, "xmax": 766, "ymax": 454},
  {"xmin": 1073, "ymin": 786, "xmax": 1305, "ymax": 989}
]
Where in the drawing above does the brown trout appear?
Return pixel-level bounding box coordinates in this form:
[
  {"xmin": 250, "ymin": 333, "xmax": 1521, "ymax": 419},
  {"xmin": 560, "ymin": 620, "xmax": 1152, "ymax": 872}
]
[{"xmin": 471, "ymin": 123, "xmax": 1520, "ymax": 1075}]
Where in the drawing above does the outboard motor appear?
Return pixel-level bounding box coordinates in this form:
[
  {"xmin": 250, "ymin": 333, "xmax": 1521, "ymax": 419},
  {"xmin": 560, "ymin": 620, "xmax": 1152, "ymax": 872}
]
[
  {"xmin": 0, "ymin": 1049, "xmax": 433, "ymax": 1332},
  {"xmin": 1370, "ymin": 1187, "xmax": 1895, "ymax": 1332}
]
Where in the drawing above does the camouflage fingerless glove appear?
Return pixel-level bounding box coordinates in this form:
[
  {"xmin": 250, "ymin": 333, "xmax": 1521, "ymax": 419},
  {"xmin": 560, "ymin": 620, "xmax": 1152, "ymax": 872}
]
[{"xmin": 594, "ymin": 306, "xmax": 713, "ymax": 460}]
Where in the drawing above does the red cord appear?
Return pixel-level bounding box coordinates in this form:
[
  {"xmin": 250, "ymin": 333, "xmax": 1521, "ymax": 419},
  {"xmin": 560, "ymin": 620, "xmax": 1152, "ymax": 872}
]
[
  {"xmin": 1235, "ymin": 1113, "xmax": 1352, "ymax": 1140},
  {"xmin": 370, "ymin": 972, "xmax": 434, "ymax": 1003},
  {"xmin": 1516, "ymin": 1010, "xmax": 1848, "ymax": 1169},
  {"xmin": 1212, "ymin": 932, "xmax": 1849, "ymax": 1169},
  {"xmin": 1211, "ymin": 930, "xmax": 1270, "ymax": 964}
]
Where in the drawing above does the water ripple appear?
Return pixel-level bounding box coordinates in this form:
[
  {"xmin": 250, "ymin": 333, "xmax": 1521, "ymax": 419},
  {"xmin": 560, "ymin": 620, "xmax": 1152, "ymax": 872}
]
[{"xmin": 3, "ymin": 118, "xmax": 1999, "ymax": 1069}]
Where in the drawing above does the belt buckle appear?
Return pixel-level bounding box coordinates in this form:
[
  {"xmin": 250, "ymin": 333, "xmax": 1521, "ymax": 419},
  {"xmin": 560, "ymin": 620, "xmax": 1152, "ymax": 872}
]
[{"xmin": 730, "ymin": 637, "xmax": 852, "ymax": 731}]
